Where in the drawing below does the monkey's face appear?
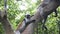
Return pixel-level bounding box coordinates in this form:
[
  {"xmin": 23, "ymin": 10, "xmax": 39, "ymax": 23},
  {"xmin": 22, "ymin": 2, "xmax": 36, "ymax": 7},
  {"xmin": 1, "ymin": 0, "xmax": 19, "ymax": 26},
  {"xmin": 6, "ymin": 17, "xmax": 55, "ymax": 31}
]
[{"xmin": 25, "ymin": 15, "xmax": 31, "ymax": 19}]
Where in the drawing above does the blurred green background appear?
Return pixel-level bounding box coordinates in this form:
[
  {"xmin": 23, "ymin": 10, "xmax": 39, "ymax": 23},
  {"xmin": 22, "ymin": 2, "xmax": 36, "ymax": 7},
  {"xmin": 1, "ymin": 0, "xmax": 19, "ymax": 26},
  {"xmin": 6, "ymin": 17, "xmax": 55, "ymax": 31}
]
[{"xmin": 0, "ymin": 0, "xmax": 60, "ymax": 34}]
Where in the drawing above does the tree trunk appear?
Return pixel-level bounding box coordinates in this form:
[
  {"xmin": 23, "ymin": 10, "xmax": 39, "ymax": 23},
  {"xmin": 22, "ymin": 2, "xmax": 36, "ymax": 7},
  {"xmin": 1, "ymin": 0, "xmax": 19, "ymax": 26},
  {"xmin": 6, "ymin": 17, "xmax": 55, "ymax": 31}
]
[
  {"xmin": 22, "ymin": 23, "xmax": 34, "ymax": 34},
  {"xmin": 1, "ymin": 18, "xmax": 15, "ymax": 34}
]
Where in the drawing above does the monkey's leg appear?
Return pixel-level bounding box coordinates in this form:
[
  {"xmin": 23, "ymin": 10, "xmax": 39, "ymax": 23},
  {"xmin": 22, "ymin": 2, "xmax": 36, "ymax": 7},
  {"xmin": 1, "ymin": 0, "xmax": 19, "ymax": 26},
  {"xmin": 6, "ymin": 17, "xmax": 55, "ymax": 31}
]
[
  {"xmin": 42, "ymin": 16, "xmax": 47, "ymax": 30},
  {"xmin": 54, "ymin": 9, "xmax": 58, "ymax": 17}
]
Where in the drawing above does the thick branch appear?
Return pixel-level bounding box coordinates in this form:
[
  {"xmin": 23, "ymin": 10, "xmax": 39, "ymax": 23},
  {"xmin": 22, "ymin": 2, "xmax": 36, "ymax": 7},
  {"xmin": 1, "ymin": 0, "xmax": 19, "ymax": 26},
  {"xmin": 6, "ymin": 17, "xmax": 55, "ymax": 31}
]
[
  {"xmin": 0, "ymin": 10, "xmax": 15, "ymax": 34},
  {"xmin": 17, "ymin": 0, "xmax": 60, "ymax": 33},
  {"xmin": 1, "ymin": 18, "xmax": 15, "ymax": 34}
]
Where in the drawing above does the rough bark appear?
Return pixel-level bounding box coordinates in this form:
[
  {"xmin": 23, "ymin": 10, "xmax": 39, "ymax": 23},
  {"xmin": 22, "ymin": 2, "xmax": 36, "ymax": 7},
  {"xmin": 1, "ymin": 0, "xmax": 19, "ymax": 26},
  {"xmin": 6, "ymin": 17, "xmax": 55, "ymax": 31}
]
[
  {"xmin": 22, "ymin": 23, "xmax": 34, "ymax": 34},
  {"xmin": 1, "ymin": 18, "xmax": 15, "ymax": 34},
  {"xmin": 0, "ymin": 11, "xmax": 15, "ymax": 34}
]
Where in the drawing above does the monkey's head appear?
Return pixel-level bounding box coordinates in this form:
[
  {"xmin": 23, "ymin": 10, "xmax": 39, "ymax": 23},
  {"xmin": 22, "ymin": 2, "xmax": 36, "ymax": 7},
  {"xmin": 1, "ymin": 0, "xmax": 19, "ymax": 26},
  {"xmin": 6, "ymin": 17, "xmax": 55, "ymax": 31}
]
[{"xmin": 25, "ymin": 14, "xmax": 31, "ymax": 19}]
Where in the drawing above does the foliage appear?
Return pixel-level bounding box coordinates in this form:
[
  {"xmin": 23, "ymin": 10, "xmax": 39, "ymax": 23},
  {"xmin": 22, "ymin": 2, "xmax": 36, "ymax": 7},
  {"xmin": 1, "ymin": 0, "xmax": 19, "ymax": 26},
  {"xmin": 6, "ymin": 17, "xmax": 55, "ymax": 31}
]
[{"xmin": 0, "ymin": 0, "xmax": 60, "ymax": 34}]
